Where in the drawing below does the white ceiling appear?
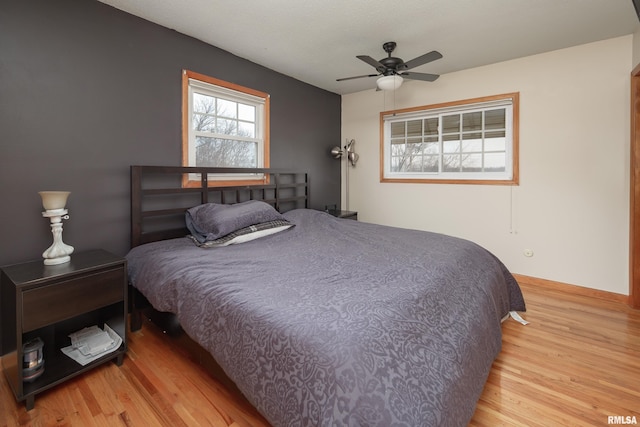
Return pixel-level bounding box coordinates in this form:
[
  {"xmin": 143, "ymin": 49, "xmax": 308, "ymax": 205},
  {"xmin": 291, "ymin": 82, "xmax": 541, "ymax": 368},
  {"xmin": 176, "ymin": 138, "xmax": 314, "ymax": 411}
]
[{"xmin": 99, "ymin": 0, "xmax": 639, "ymax": 95}]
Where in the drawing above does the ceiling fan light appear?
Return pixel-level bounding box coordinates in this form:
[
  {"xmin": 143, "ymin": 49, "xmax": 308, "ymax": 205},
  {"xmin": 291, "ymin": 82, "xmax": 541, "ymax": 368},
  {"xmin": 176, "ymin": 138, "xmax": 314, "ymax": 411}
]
[{"xmin": 376, "ymin": 75, "xmax": 403, "ymax": 91}]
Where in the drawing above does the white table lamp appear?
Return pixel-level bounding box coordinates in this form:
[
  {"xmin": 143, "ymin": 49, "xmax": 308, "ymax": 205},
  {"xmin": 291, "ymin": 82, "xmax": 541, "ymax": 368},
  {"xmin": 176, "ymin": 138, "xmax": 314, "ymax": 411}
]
[{"xmin": 39, "ymin": 191, "xmax": 74, "ymax": 265}]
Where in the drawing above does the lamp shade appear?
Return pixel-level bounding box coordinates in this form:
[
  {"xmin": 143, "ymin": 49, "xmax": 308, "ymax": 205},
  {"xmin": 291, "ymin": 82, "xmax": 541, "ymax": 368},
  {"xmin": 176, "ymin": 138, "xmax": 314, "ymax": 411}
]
[
  {"xmin": 376, "ymin": 75, "xmax": 403, "ymax": 91},
  {"xmin": 39, "ymin": 191, "xmax": 70, "ymax": 211},
  {"xmin": 345, "ymin": 140, "xmax": 359, "ymax": 166}
]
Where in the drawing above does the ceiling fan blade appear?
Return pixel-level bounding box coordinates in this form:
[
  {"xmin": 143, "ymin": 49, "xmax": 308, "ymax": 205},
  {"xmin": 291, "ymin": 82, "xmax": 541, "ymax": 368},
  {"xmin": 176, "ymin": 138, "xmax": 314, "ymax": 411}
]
[
  {"xmin": 402, "ymin": 50, "xmax": 443, "ymax": 70},
  {"xmin": 400, "ymin": 72, "xmax": 440, "ymax": 82},
  {"xmin": 336, "ymin": 73, "xmax": 379, "ymax": 82},
  {"xmin": 357, "ymin": 55, "xmax": 386, "ymax": 70}
]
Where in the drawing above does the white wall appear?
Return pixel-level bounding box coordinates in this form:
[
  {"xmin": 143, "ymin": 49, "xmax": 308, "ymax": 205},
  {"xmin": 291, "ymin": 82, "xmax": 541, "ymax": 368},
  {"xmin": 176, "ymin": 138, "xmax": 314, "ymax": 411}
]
[
  {"xmin": 341, "ymin": 35, "xmax": 632, "ymax": 295},
  {"xmin": 633, "ymin": 28, "xmax": 640, "ymax": 68}
]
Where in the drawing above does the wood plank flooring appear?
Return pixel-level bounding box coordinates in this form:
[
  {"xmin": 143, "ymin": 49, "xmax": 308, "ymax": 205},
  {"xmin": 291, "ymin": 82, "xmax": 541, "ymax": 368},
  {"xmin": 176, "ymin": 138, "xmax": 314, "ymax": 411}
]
[{"xmin": 1, "ymin": 281, "xmax": 639, "ymax": 426}]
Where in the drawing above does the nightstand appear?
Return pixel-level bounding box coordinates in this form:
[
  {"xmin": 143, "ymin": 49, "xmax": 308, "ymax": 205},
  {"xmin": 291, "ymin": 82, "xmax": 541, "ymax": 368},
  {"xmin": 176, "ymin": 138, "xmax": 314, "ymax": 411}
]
[
  {"xmin": 0, "ymin": 249, "xmax": 127, "ymax": 410},
  {"xmin": 327, "ymin": 209, "xmax": 358, "ymax": 220}
]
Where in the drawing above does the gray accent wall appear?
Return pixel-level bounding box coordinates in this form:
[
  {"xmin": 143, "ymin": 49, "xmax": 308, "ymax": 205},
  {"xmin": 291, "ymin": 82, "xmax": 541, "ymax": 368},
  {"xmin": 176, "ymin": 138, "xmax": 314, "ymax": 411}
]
[{"xmin": 0, "ymin": 0, "xmax": 341, "ymax": 265}]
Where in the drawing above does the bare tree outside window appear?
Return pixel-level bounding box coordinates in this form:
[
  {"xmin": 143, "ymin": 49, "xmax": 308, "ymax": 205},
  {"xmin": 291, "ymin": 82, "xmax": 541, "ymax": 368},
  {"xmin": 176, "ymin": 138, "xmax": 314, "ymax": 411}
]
[
  {"xmin": 192, "ymin": 93, "xmax": 257, "ymax": 168},
  {"xmin": 181, "ymin": 70, "xmax": 270, "ymax": 187},
  {"xmin": 381, "ymin": 93, "xmax": 518, "ymax": 184},
  {"xmin": 389, "ymin": 109, "xmax": 507, "ymax": 174}
]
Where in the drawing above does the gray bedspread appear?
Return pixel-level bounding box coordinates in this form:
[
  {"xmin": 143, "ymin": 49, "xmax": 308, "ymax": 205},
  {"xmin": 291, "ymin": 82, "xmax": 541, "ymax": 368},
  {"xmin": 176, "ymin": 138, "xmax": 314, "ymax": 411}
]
[{"xmin": 126, "ymin": 209, "xmax": 525, "ymax": 427}]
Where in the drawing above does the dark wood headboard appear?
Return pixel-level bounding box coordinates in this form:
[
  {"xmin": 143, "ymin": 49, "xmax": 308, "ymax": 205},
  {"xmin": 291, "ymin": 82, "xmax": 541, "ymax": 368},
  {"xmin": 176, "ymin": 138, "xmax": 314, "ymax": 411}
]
[{"xmin": 130, "ymin": 166, "xmax": 308, "ymax": 248}]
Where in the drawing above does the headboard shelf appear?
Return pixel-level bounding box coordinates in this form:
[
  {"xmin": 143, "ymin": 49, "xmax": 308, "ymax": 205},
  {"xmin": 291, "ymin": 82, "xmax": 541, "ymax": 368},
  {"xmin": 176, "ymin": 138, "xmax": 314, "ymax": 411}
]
[
  {"xmin": 142, "ymin": 187, "xmax": 205, "ymax": 195},
  {"xmin": 131, "ymin": 166, "xmax": 308, "ymax": 247},
  {"xmin": 141, "ymin": 207, "xmax": 192, "ymax": 218}
]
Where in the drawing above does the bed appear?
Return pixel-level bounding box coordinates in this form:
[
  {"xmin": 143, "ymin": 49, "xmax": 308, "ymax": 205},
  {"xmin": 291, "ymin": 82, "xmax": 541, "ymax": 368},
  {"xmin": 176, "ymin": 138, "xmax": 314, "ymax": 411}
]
[{"xmin": 126, "ymin": 165, "xmax": 526, "ymax": 427}]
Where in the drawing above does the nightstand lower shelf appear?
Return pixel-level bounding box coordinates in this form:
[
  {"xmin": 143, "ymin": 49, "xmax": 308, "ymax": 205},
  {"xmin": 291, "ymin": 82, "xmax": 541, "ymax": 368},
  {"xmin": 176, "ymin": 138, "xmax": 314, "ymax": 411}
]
[{"xmin": 3, "ymin": 341, "xmax": 125, "ymax": 410}]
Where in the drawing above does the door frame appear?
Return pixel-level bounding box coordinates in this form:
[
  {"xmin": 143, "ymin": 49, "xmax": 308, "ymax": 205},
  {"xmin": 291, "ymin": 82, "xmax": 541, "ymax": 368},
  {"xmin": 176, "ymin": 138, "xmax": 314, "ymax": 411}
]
[{"xmin": 630, "ymin": 64, "xmax": 640, "ymax": 309}]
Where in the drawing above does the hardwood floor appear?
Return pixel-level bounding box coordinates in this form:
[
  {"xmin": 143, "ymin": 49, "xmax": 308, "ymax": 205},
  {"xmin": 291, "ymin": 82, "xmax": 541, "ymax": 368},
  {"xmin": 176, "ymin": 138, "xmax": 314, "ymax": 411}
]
[
  {"xmin": 1, "ymin": 281, "xmax": 639, "ymax": 426},
  {"xmin": 471, "ymin": 282, "xmax": 640, "ymax": 426}
]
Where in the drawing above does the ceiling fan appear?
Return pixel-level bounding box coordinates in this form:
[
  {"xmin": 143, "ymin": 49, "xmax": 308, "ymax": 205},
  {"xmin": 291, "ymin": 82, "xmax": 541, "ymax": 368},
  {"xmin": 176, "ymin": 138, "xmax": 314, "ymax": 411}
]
[{"xmin": 337, "ymin": 41, "xmax": 442, "ymax": 90}]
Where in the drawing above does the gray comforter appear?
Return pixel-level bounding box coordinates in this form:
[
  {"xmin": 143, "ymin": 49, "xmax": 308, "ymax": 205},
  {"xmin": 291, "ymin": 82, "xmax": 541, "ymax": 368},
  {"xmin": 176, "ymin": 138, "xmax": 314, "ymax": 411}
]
[{"xmin": 126, "ymin": 209, "xmax": 525, "ymax": 427}]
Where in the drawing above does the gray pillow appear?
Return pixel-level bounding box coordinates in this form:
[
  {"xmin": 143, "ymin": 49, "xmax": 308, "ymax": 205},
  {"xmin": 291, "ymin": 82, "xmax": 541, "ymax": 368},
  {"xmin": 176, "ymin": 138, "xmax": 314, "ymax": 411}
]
[{"xmin": 185, "ymin": 200, "xmax": 288, "ymax": 243}]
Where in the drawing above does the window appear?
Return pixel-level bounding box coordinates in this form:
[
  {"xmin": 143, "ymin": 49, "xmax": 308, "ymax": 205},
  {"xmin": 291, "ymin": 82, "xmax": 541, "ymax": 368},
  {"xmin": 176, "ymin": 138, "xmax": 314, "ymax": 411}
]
[
  {"xmin": 182, "ymin": 70, "xmax": 270, "ymax": 186},
  {"xmin": 381, "ymin": 93, "xmax": 519, "ymax": 185}
]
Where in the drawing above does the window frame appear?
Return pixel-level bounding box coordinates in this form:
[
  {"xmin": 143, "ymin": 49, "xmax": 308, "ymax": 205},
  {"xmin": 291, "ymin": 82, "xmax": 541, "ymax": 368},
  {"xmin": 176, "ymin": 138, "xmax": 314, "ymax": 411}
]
[
  {"xmin": 380, "ymin": 93, "xmax": 519, "ymax": 185},
  {"xmin": 181, "ymin": 70, "xmax": 270, "ymax": 187}
]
